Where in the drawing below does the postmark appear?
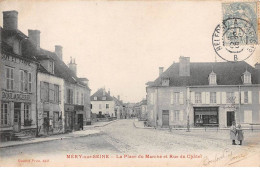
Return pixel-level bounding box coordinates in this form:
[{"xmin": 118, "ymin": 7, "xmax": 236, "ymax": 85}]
[{"xmin": 212, "ymin": 18, "xmax": 257, "ymax": 62}]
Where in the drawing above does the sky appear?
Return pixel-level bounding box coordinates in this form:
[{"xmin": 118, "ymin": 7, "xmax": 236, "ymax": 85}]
[{"xmin": 0, "ymin": 0, "xmax": 259, "ymax": 103}]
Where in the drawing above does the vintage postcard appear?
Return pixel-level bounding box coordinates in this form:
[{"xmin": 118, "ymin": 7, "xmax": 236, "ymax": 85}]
[{"xmin": 0, "ymin": 0, "xmax": 260, "ymax": 167}]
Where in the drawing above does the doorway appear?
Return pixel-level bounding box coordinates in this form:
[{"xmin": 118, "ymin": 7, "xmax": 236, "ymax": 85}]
[
  {"xmin": 162, "ymin": 110, "xmax": 169, "ymax": 127},
  {"xmin": 78, "ymin": 114, "xmax": 83, "ymax": 130},
  {"xmin": 43, "ymin": 111, "xmax": 49, "ymax": 134},
  {"xmin": 13, "ymin": 103, "xmax": 21, "ymax": 132},
  {"xmin": 227, "ymin": 111, "xmax": 235, "ymax": 127}
]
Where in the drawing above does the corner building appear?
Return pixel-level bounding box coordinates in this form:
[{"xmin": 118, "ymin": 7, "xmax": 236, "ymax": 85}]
[{"xmin": 146, "ymin": 57, "xmax": 260, "ymax": 128}]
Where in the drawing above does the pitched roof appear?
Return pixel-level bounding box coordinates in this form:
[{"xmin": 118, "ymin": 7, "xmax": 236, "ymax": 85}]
[
  {"xmin": 113, "ymin": 96, "xmax": 123, "ymax": 106},
  {"xmin": 90, "ymin": 89, "xmax": 114, "ymax": 101},
  {"xmin": 21, "ymin": 38, "xmax": 90, "ymax": 89},
  {"xmin": 149, "ymin": 61, "xmax": 260, "ymax": 87}
]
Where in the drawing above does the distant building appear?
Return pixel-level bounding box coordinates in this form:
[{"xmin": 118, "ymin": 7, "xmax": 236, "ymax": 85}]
[
  {"xmin": 134, "ymin": 99, "xmax": 147, "ymax": 120},
  {"xmin": 146, "ymin": 56, "xmax": 260, "ymax": 128},
  {"xmin": 113, "ymin": 95, "xmax": 124, "ymax": 119},
  {"xmin": 91, "ymin": 89, "xmax": 115, "ymax": 117}
]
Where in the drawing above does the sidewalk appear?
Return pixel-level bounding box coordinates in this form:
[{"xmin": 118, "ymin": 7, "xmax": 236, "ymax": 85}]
[
  {"xmin": 83, "ymin": 119, "xmax": 118, "ymax": 129},
  {"xmin": 0, "ymin": 129, "xmax": 100, "ymax": 148}
]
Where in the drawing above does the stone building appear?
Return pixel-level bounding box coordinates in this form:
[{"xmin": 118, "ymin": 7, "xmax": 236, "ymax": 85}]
[
  {"xmin": 0, "ymin": 11, "xmax": 38, "ymax": 141},
  {"xmin": 146, "ymin": 56, "xmax": 260, "ymax": 128},
  {"xmin": 91, "ymin": 88, "xmax": 115, "ymax": 118},
  {"xmin": 113, "ymin": 95, "xmax": 124, "ymax": 119},
  {"xmin": 134, "ymin": 99, "xmax": 147, "ymax": 120}
]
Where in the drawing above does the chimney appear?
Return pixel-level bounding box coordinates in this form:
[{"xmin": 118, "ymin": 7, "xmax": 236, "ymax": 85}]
[
  {"xmin": 117, "ymin": 95, "xmax": 120, "ymax": 101},
  {"xmin": 159, "ymin": 67, "xmax": 164, "ymax": 76},
  {"xmin": 179, "ymin": 56, "xmax": 190, "ymax": 76},
  {"xmin": 28, "ymin": 29, "xmax": 40, "ymax": 49},
  {"xmin": 55, "ymin": 45, "xmax": 63, "ymax": 60},
  {"xmin": 3, "ymin": 10, "xmax": 18, "ymax": 30},
  {"xmin": 255, "ymin": 63, "xmax": 260, "ymax": 69},
  {"xmin": 68, "ymin": 57, "xmax": 77, "ymax": 76}
]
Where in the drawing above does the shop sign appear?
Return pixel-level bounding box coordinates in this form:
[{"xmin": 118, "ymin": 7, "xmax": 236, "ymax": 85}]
[
  {"xmin": 65, "ymin": 105, "xmax": 74, "ymax": 111},
  {"xmin": 2, "ymin": 91, "xmax": 31, "ymax": 102},
  {"xmin": 2, "ymin": 53, "xmax": 31, "ymax": 66}
]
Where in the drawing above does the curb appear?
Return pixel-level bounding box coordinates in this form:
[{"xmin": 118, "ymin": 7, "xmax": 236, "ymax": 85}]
[
  {"xmin": 0, "ymin": 131, "xmax": 100, "ymax": 149},
  {"xmin": 84, "ymin": 119, "xmax": 119, "ymax": 129}
]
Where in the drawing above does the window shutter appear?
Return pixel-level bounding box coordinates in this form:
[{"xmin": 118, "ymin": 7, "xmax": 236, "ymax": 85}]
[
  {"xmin": 205, "ymin": 92, "xmax": 210, "ymax": 104},
  {"xmin": 170, "ymin": 110, "xmax": 174, "ymax": 122},
  {"xmin": 222, "ymin": 92, "xmax": 226, "ymax": 104},
  {"xmin": 179, "ymin": 92, "xmax": 184, "ymax": 105},
  {"xmin": 40, "ymin": 82, "xmax": 43, "ymax": 101},
  {"xmin": 190, "ymin": 92, "xmax": 195, "ymax": 104},
  {"xmin": 248, "ymin": 91, "xmax": 252, "ymax": 104},
  {"xmin": 59, "ymin": 89, "xmax": 61, "ymax": 104},
  {"xmin": 216, "ymin": 92, "xmax": 221, "ymax": 104},
  {"xmin": 202, "ymin": 92, "xmax": 206, "ymax": 104},
  {"xmin": 179, "ymin": 110, "xmax": 183, "ymax": 121},
  {"xmin": 241, "ymin": 91, "xmax": 244, "ymax": 104},
  {"xmin": 171, "ymin": 91, "xmax": 174, "ymax": 105},
  {"xmin": 234, "ymin": 92, "xmax": 239, "ymax": 104}
]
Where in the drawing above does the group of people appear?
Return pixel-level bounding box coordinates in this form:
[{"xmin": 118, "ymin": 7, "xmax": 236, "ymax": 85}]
[{"xmin": 230, "ymin": 121, "xmax": 244, "ymax": 145}]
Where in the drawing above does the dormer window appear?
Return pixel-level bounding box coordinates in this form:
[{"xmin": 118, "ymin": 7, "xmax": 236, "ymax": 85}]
[
  {"xmin": 102, "ymin": 96, "xmax": 106, "ymax": 100},
  {"xmin": 161, "ymin": 77, "xmax": 170, "ymax": 86},
  {"xmin": 94, "ymin": 96, "xmax": 97, "ymax": 100},
  {"xmin": 209, "ymin": 71, "xmax": 217, "ymax": 85},
  {"xmin": 243, "ymin": 70, "xmax": 251, "ymax": 84},
  {"xmin": 49, "ymin": 61, "xmax": 54, "ymax": 74}
]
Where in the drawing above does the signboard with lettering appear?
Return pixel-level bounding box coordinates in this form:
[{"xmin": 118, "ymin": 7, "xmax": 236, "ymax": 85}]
[
  {"xmin": 2, "ymin": 53, "xmax": 31, "ymax": 66},
  {"xmin": 2, "ymin": 91, "xmax": 31, "ymax": 102}
]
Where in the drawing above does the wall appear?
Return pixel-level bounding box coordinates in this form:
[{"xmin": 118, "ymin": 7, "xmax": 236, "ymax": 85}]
[{"xmin": 91, "ymin": 100, "xmax": 115, "ymax": 117}]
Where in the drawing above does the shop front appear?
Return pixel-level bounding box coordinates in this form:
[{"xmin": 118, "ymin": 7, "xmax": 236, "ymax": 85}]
[
  {"xmin": 194, "ymin": 107, "xmax": 219, "ymax": 127},
  {"xmin": 0, "ymin": 90, "xmax": 36, "ymax": 141}
]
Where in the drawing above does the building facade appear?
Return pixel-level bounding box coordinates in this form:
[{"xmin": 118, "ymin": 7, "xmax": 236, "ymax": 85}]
[
  {"xmin": 0, "ymin": 11, "xmax": 38, "ymax": 141},
  {"xmin": 146, "ymin": 57, "xmax": 260, "ymax": 128},
  {"xmin": 91, "ymin": 89, "xmax": 115, "ymax": 117}
]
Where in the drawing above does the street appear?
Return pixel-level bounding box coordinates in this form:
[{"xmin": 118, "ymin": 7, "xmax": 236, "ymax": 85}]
[{"xmin": 0, "ymin": 119, "xmax": 260, "ymax": 166}]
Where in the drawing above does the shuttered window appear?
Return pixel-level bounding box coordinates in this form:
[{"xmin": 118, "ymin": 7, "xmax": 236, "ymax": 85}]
[
  {"xmin": 1, "ymin": 103, "xmax": 9, "ymax": 126},
  {"xmin": 195, "ymin": 92, "xmax": 201, "ymax": 104},
  {"xmin": 6, "ymin": 66, "xmax": 14, "ymax": 90}
]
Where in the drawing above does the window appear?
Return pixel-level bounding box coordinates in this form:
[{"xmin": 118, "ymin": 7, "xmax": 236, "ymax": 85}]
[
  {"xmin": 174, "ymin": 92, "xmax": 180, "ymax": 104},
  {"xmin": 209, "ymin": 73, "xmax": 217, "ymax": 85},
  {"xmin": 66, "ymin": 89, "xmax": 73, "ymax": 104},
  {"xmin": 195, "ymin": 92, "xmax": 201, "ymax": 104},
  {"xmin": 54, "ymin": 85, "xmax": 59, "ymax": 103},
  {"xmin": 24, "ymin": 104, "xmax": 30, "ymax": 121},
  {"xmin": 20, "ymin": 70, "xmax": 24, "ymax": 91},
  {"xmin": 6, "ymin": 66, "xmax": 14, "ymax": 90},
  {"xmin": 81, "ymin": 93, "xmax": 84, "ymax": 105},
  {"xmin": 20, "ymin": 70, "xmax": 30, "ymax": 92},
  {"xmin": 28, "ymin": 73, "xmax": 32, "ymax": 92},
  {"xmin": 40, "ymin": 82, "xmax": 49, "ymax": 102},
  {"xmin": 244, "ymin": 74, "xmax": 251, "ymax": 84},
  {"xmin": 1, "ymin": 103, "xmax": 8, "ymax": 126},
  {"xmin": 102, "ymin": 96, "xmax": 106, "ymax": 100},
  {"xmin": 174, "ymin": 110, "xmax": 180, "ymax": 121},
  {"xmin": 90, "ymin": 104, "xmax": 92, "ymax": 109},
  {"xmin": 106, "ymin": 104, "xmax": 109, "ymax": 109},
  {"xmin": 49, "ymin": 61, "xmax": 54, "ymax": 74},
  {"xmin": 210, "ymin": 92, "xmax": 216, "ymax": 103},
  {"xmin": 76, "ymin": 91, "xmax": 79, "ymax": 104},
  {"xmin": 99, "ymin": 104, "xmax": 102, "ymax": 109},
  {"xmin": 226, "ymin": 92, "xmax": 235, "ymax": 103},
  {"xmin": 94, "ymin": 96, "xmax": 97, "ymax": 101},
  {"xmin": 244, "ymin": 91, "xmax": 248, "ymax": 103}
]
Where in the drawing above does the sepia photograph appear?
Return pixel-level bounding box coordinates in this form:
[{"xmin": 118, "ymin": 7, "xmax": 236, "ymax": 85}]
[{"xmin": 0, "ymin": 0, "xmax": 259, "ymax": 167}]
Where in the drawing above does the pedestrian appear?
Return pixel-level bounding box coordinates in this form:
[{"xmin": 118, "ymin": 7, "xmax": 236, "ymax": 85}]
[
  {"xmin": 230, "ymin": 121, "xmax": 237, "ymax": 145},
  {"xmin": 236, "ymin": 124, "xmax": 244, "ymax": 145}
]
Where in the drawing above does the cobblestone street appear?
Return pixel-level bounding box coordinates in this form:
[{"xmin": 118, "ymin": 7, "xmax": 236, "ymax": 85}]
[{"xmin": 0, "ymin": 119, "xmax": 260, "ymax": 166}]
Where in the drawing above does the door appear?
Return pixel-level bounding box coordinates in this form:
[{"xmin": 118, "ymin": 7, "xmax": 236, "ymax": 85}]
[
  {"xmin": 13, "ymin": 103, "xmax": 21, "ymax": 132},
  {"xmin": 78, "ymin": 114, "xmax": 83, "ymax": 130},
  {"xmin": 43, "ymin": 111, "xmax": 49, "ymax": 134},
  {"xmin": 227, "ymin": 111, "xmax": 235, "ymax": 127},
  {"xmin": 162, "ymin": 110, "xmax": 169, "ymax": 127}
]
